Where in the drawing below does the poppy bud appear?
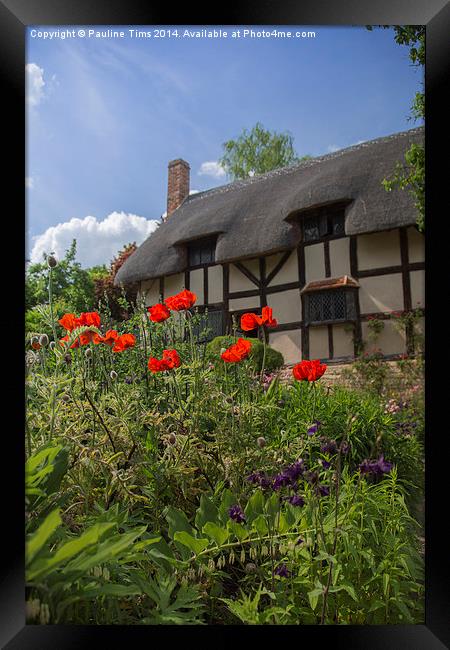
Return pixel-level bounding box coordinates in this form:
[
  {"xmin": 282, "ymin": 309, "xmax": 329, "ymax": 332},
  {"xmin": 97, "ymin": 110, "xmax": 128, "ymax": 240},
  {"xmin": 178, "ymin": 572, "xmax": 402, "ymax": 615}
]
[
  {"xmin": 110, "ymin": 370, "xmax": 118, "ymax": 380},
  {"xmin": 39, "ymin": 334, "xmax": 49, "ymax": 347},
  {"xmin": 85, "ymin": 348, "xmax": 92, "ymax": 360},
  {"xmin": 61, "ymin": 393, "xmax": 70, "ymax": 403},
  {"xmin": 257, "ymin": 436, "xmax": 266, "ymax": 448},
  {"xmin": 168, "ymin": 433, "xmax": 177, "ymax": 445},
  {"xmin": 46, "ymin": 255, "xmax": 57, "ymax": 268},
  {"xmin": 64, "ymin": 354, "xmax": 72, "ymax": 365},
  {"xmin": 245, "ymin": 562, "xmax": 258, "ymax": 574},
  {"xmin": 49, "ymin": 341, "xmax": 56, "ymax": 350},
  {"xmin": 30, "ymin": 336, "xmax": 40, "ymax": 349}
]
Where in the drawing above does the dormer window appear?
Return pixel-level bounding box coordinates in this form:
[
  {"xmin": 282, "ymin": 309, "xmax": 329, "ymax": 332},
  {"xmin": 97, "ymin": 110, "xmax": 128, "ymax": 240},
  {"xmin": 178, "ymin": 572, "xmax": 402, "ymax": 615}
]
[
  {"xmin": 302, "ymin": 205, "xmax": 346, "ymax": 242},
  {"xmin": 188, "ymin": 237, "xmax": 216, "ymax": 267},
  {"xmin": 301, "ymin": 276, "xmax": 359, "ymax": 325}
]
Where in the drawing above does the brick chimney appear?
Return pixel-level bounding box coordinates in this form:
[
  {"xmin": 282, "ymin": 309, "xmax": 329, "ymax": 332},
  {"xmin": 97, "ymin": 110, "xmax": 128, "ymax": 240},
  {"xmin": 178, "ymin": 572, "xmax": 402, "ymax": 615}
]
[{"xmin": 167, "ymin": 159, "xmax": 190, "ymax": 217}]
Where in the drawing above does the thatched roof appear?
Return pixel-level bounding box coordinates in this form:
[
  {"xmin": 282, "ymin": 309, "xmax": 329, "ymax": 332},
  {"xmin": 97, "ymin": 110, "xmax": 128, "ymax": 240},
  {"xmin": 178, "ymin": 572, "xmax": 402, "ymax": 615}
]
[{"xmin": 115, "ymin": 127, "xmax": 423, "ymax": 285}]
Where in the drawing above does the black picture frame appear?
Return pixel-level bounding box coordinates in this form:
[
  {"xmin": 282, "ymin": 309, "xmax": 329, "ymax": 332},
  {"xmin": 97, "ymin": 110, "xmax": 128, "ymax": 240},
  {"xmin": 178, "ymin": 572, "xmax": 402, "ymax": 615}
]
[{"xmin": 3, "ymin": 0, "xmax": 448, "ymax": 646}]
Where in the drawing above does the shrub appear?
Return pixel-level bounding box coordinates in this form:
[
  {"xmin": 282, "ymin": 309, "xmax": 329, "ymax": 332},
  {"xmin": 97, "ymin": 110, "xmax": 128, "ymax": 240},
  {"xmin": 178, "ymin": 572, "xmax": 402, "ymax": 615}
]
[{"xmin": 206, "ymin": 335, "xmax": 284, "ymax": 372}]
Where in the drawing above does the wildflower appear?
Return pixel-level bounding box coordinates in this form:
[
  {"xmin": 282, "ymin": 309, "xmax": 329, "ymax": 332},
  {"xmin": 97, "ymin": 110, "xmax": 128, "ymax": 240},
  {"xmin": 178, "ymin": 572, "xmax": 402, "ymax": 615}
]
[
  {"xmin": 110, "ymin": 370, "xmax": 118, "ymax": 380},
  {"xmin": 221, "ymin": 338, "xmax": 252, "ymax": 363},
  {"xmin": 30, "ymin": 336, "xmax": 41, "ymax": 350},
  {"xmin": 359, "ymin": 455, "xmax": 393, "ymax": 477},
  {"xmin": 293, "ymin": 359, "xmax": 327, "ymax": 382},
  {"xmin": 47, "ymin": 255, "xmax": 57, "ymax": 268},
  {"xmin": 96, "ymin": 330, "xmax": 118, "ymax": 346},
  {"xmin": 148, "ymin": 349, "xmax": 181, "ymax": 373},
  {"xmin": 38, "ymin": 334, "xmax": 49, "ymax": 347},
  {"xmin": 315, "ymin": 485, "xmax": 330, "ymax": 497},
  {"xmin": 148, "ymin": 303, "xmax": 171, "ymax": 322},
  {"xmin": 165, "ymin": 289, "xmax": 197, "ymax": 311},
  {"xmin": 339, "ymin": 441, "xmax": 350, "ymax": 455},
  {"xmin": 320, "ymin": 459, "xmax": 332, "ymax": 470},
  {"xmin": 274, "ymin": 563, "xmax": 290, "ymax": 578},
  {"xmin": 228, "ymin": 504, "xmax": 246, "ymax": 524},
  {"xmin": 257, "ymin": 436, "xmax": 266, "ymax": 448},
  {"xmin": 78, "ymin": 312, "xmax": 101, "ymax": 328},
  {"xmin": 305, "ymin": 470, "xmax": 319, "ymax": 485},
  {"xmin": 246, "ymin": 471, "xmax": 272, "ymax": 490},
  {"xmin": 241, "ymin": 312, "xmax": 263, "ymax": 331},
  {"xmin": 320, "ymin": 438, "xmax": 338, "ymax": 454},
  {"xmin": 112, "ymin": 333, "xmax": 136, "ymax": 353},
  {"xmin": 58, "ymin": 313, "xmax": 80, "ymax": 332},
  {"xmin": 307, "ymin": 420, "xmax": 321, "ymax": 436},
  {"xmin": 286, "ymin": 495, "xmax": 305, "ymax": 507}
]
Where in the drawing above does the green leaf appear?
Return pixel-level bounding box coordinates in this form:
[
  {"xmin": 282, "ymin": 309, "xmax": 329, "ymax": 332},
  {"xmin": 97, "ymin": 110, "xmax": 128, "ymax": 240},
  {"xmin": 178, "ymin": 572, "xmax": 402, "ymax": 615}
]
[
  {"xmin": 173, "ymin": 531, "xmax": 209, "ymax": 556},
  {"xmin": 195, "ymin": 494, "xmax": 219, "ymax": 531},
  {"xmin": 308, "ymin": 587, "xmax": 323, "ymax": 611},
  {"xmin": 26, "ymin": 508, "xmax": 61, "ymax": 566},
  {"xmin": 251, "ymin": 514, "xmax": 268, "ymax": 536},
  {"xmin": 202, "ymin": 522, "xmax": 229, "ymax": 547},
  {"xmin": 244, "ymin": 489, "xmax": 264, "ymax": 523},
  {"xmin": 218, "ymin": 488, "xmax": 236, "ymax": 524},
  {"xmin": 227, "ymin": 520, "xmax": 250, "ymax": 541}
]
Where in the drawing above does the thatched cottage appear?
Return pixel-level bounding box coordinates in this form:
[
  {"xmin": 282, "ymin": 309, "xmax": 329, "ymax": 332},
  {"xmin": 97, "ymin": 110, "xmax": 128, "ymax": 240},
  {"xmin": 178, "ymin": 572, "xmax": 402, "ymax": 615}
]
[{"xmin": 115, "ymin": 127, "xmax": 424, "ymax": 365}]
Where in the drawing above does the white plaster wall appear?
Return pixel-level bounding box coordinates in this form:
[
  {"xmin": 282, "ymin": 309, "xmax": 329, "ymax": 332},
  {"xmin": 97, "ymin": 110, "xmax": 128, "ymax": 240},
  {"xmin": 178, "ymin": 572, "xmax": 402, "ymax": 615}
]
[
  {"xmin": 361, "ymin": 319, "xmax": 406, "ymax": 356},
  {"xmin": 240, "ymin": 257, "xmax": 261, "ymax": 279},
  {"xmin": 190, "ymin": 269, "xmax": 204, "ymax": 305},
  {"xmin": 269, "ymin": 330, "xmax": 301, "ymax": 365},
  {"xmin": 230, "ymin": 263, "xmax": 259, "ymax": 292},
  {"xmin": 164, "ymin": 273, "xmax": 184, "ymax": 298},
  {"xmin": 410, "ymin": 270, "xmax": 425, "ymax": 308},
  {"xmin": 329, "ymin": 238, "xmax": 351, "ymax": 277},
  {"xmin": 357, "ymin": 230, "xmax": 401, "ymax": 270},
  {"xmin": 407, "ymin": 227, "xmax": 425, "ymax": 263},
  {"xmin": 359, "ymin": 274, "xmax": 404, "ymax": 314},
  {"xmin": 305, "ymin": 243, "xmax": 325, "ymax": 283},
  {"xmin": 266, "ymin": 289, "xmax": 301, "ymax": 324},
  {"xmin": 228, "ymin": 295, "xmax": 261, "ymax": 311},
  {"xmin": 265, "ymin": 252, "xmax": 284, "ymax": 277},
  {"xmin": 309, "ymin": 326, "xmax": 329, "ymax": 359},
  {"xmin": 141, "ymin": 279, "xmax": 160, "ymax": 306},
  {"xmin": 267, "ymin": 251, "xmax": 298, "ymax": 286},
  {"xmin": 332, "ymin": 323, "xmax": 354, "ymax": 358},
  {"xmin": 207, "ymin": 264, "xmax": 223, "ymax": 304}
]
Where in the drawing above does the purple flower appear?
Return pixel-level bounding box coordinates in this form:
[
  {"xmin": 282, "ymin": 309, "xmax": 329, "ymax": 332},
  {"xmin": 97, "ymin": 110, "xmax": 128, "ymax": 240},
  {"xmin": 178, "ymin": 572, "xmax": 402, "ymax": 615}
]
[
  {"xmin": 305, "ymin": 470, "xmax": 319, "ymax": 485},
  {"xmin": 359, "ymin": 455, "xmax": 393, "ymax": 477},
  {"xmin": 246, "ymin": 471, "xmax": 272, "ymax": 490},
  {"xmin": 228, "ymin": 504, "xmax": 246, "ymax": 524},
  {"xmin": 315, "ymin": 484, "xmax": 330, "ymax": 497},
  {"xmin": 320, "ymin": 459, "xmax": 331, "ymax": 470},
  {"xmin": 286, "ymin": 495, "xmax": 305, "ymax": 507},
  {"xmin": 320, "ymin": 438, "xmax": 338, "ymax": 454},
  {"xmin": 274, "ymin": 563, "xmax": 290, "ymax": 578},
  {"xmin": 339, "ymin": 441, "xmax": 350, "ymax": 455},
  {"xmin": 307, "ymin": 420, "xmax": 322, "ymax": 436},
  {"xmin": 273, "ymin": 460, "xmax": 305, "ymax": 491}
]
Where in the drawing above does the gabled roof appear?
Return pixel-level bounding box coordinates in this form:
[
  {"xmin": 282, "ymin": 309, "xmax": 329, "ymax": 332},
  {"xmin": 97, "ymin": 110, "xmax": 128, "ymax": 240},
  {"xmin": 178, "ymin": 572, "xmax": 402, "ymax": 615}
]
[{"xmin": 115, "ymin": 126, "xmax": 423, "ymax": 285}]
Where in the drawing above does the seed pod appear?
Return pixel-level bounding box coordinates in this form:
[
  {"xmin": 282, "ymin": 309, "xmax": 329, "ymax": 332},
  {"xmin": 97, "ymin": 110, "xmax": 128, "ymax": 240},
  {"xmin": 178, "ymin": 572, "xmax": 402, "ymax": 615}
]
[
  {"xmin": 49, "ymin": 341, "xmax": 56, "ymax": 350},
  {"xmin": 240, "ymin": 548, "xmax": 246, "ymax": 564},
  {"xmin": 61, "ymin": 393, "xmax": 70, "ymax": 403},
  {"xmin": 47, "ymin": 255, "xmax": 57, "ymax": 268},
  {"xmin": 85, "ymin": 348, "xmax": 93, "ymax": 360},
  {"xmin": 102, "ymin": 567, "xmax": 110, "ymax": 581},
  {"xmin": 257, "ymin": 436, "xmax": 266, "ymax": 448},
  {"xmin": 168, "ymin": 433, "xmax": 177, "ymax": 445},
  {"xmin": 208, "ymin": 559, "xmax": 215, "ymax": 571},
  {"xmin": 229, "ymin": 549, "xmax": 235, "ymax": 565},
  {"xmin": 39, "ymin": 333, "xmax": 49, "ymax": 347},
  {"xmin": 261, "ymin": 545, "xmax": 269, "ymax": 557},
  {"xmin": 245, "ymin": 562, "xmax": 257, "ymax": 574},
  {"xmin": 30, "ymin": 336, "xmax": 40, "ymax": 350},
  {"xmin": 110, "ymin": 370, "xmax": 118, "ymax": 380},
  {"xmin": 64, "ymin": 354, "xmax": 72, "ymax": 365}
]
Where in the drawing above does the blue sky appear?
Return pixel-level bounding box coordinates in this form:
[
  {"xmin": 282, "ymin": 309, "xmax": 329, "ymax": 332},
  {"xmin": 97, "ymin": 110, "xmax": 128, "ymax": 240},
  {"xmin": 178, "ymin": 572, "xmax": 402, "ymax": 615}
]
[{"xmin": 26, "ymin": 25, "xmax": 423, "ymax": 267}]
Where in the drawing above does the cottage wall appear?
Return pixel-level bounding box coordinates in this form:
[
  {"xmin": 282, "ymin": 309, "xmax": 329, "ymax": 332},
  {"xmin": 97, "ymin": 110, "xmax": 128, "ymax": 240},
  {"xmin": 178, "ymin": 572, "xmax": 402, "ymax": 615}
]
[{"xmin": 138, "ymin": 222, "xmax": 424, "ymax": 366}]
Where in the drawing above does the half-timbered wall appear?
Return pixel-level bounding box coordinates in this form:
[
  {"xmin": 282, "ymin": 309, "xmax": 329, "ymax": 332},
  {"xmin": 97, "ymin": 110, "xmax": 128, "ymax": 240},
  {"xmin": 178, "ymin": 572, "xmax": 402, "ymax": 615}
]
[{"xmin": 138, "ymin": 224, "xmax": 424, "ymax": 365}]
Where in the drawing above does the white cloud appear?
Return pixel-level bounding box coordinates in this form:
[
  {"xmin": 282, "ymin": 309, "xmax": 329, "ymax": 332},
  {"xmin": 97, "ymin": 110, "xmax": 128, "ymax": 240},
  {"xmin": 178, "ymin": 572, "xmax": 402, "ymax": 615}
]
[
  {"xmin": 30, "ymin": 211, "xmax": 159, "ymax": 268},
  {"xmin": 26, "ymin": 63, "xmax": 45, "ymax": 106},
  {"xmin": 25, "ymin": 176, "xmax": 34, "ymax": 189},
  {"xmin": 198, "ymin": 161, "xmax": 226, "ymax": 178},
  {"xmin": 189, "ymin": 189, "xmax": 200, "ymax": 195},
  {"xmin": 327, "ymin": 144, "xmax": 339, "ymax": 153}
]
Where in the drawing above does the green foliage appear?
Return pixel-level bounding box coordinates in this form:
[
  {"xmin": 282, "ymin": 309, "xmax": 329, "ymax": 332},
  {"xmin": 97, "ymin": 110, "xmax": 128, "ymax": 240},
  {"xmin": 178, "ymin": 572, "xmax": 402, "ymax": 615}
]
[
  {"xmin": 206, "ymin": 335, "xmax": 284, "ymax": 372},
  {"xmin": 219, "ymin": 122, "xmax": 311, "ymax": 180}
]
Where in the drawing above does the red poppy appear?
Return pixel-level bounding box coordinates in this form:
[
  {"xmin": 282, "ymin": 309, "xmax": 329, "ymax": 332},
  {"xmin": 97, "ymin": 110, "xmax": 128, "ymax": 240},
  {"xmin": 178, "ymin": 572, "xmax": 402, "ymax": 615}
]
[
  {"xmin": 165, "ymin": 289, "xmax": 197, "ymax": 311},
  {"xmin": 148, "ymin": 303, "xmax": 171, "ymax": 322},
  {"xmin": 58, "ymin": 313, "xmax": 80, "ymax": 332},
  {"xmin": 292, "ymin": 359, "xmax": 327, "ymax": 382},
  {"xmin": 78, "ymin": 312, "xmax": 101, "ymax": 328},
  {"xmin": 162, "ymin": 349, "xmax": 181, "ymax": 369},
  {"xmin": 31, "ymin": 340, "xmax": 41, "ymax": 350},
  {"xmin": 148, "ymin": 357, "xmax": 167, "ymax": 373},
  {"xmin": 221, "ymin": 338, "xmax": 252, "ymax": 363},
  {"xmin": 93, "ymin": 329, "xmax": 118, "ymax": 346},
  {"xmin": 240, "ymin": 313, "xmax": 263, "ymax": 331},
  {"xmin": 261, "ymin": 306, "xmax": 278, "ymax": 328},
  {"xmin": 112, "ymin": 333, "xmax": 136, "ymax": 353}
]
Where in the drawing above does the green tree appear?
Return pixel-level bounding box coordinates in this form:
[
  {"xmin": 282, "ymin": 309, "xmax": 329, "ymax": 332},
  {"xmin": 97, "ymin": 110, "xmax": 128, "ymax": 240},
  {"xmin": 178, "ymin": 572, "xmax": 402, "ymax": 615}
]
[
  {"xmin": 219, "ymin": 122, "xmax": 311, "ymax": 181},
  {"xmin": 367, "ymin": 26, "xmax": 425, "ymax": 232}
]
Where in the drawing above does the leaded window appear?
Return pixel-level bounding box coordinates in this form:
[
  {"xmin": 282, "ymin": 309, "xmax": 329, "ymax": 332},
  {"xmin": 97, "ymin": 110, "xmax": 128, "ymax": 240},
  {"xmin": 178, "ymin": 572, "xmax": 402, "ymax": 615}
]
[
  {"xmin": 192, "ymin": 309, "xmax": 224, "ymax": 343},
  {"xmin": 303, "ymin": 207, "xmax": 346, "ymax": 242},
  {"xmin": 188, "ymin": 238, "xmax": 216, "ymax": 267}
]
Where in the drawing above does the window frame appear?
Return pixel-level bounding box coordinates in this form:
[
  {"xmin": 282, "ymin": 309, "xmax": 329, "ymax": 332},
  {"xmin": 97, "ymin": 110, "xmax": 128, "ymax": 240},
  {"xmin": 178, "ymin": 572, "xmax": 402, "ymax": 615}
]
[
  {"xmin": 303, "ymin": 287, "xmax": 358, "ymax": 326},
  {"xmin": 302, "ymin": 205, "xmax": 347, "ymax": 243},
  {"xmin": 187, "ymin": 237, "xmax": 217, "ymax": 269}
]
